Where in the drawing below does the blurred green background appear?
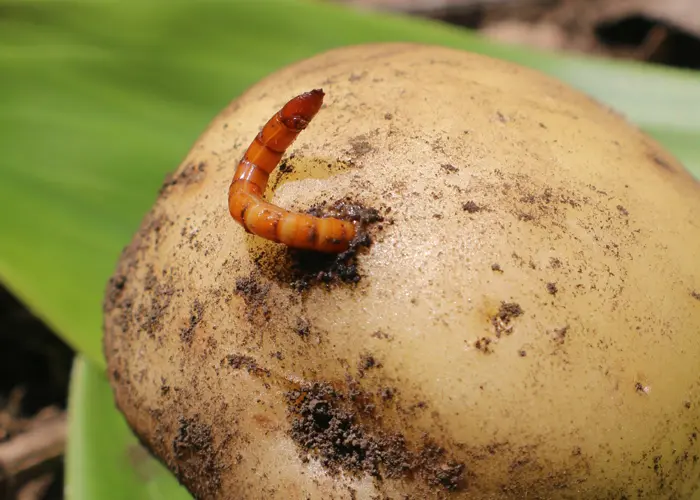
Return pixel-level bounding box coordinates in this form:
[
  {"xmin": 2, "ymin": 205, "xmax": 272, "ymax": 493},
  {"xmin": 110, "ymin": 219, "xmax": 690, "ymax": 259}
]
[{"xmin": 1, "ymin": 0, "xmax": 699, "ymax": 498}]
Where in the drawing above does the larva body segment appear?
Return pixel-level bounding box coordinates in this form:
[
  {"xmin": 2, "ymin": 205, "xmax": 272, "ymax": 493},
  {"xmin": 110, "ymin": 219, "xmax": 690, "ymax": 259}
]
[{"xmin": 228, "ymin": 89, "xmax": 356, "ymax": 253}]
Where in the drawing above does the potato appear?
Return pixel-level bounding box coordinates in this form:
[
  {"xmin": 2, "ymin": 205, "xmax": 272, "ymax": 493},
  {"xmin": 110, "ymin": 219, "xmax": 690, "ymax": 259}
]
[{"xmin": 103, "ymin": 43, "xmax": 700, "ymax": 499}]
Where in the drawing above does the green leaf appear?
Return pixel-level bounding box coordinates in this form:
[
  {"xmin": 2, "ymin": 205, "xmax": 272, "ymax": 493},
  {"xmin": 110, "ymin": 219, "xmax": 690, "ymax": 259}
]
[
  {"xmin": 65, "ymin": 355, "xmax": 192, "ymax": 500},
  {"xmin": 1, "ymin": 0, "xmax": 699, "ymax": 368}
]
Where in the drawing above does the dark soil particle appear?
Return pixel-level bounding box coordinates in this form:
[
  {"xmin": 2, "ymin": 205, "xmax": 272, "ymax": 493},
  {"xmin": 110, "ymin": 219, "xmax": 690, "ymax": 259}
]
[
  {"xmin": 474, "ymin": 337, "xmax": 493, "ymax": 354},
  {"xmin": 379, "ymin": 388, "xmax": 394, "ymax": 400},
  {"xmin": 285, "ymin": 383, "xmax": 465, "ymax": 491},
  {"xmin": 225, "ymin": 354, "xmax": 257, "ymax": 371},
  {"xmin": 546, "ymin": 282, "xmax": 558, "ymax": 295},
  {"xmin": 279, "ymin": 156, "xmax": 295, "ymax": 174},
  {"xmin": 616, "ymin": 204, "xmax": 629, "ymax": 216},
  {"xmin": 552, "ymin": 325, "xmax": 569, "ymax": 344},
  {"xmin": 440, "ymin": 163, "xmax": 459, "ymax": 174},
  {"xmin": 417, "ymin": 443, "xmax": 466, "ymax": 491},
  {"xmin": 295, "ymin": 317, "xmax": 311, "ymax": 337},
  {"xmin": 140, "ymin": 276, "xmax": 175, "ymax": 339},
  {"xmin": 462, "ymin": 201, "xmax": 483, "ymax": 213},
  {"xmin": 106, "ymin": 274, "xmax": 127, "ymax": 310},
  {"xmin": 491, "ymin": 302, "xmax": 524, "ymax": 337},
  {"xmin": 180, "ymin": 299, "xmax": 204, "ymax": 345},
  {"xmin": 491, "ymin": 263, "xmax": 502, "ymax": 272},
  {"xmin": 234, "ymin": 275, "xmax": 271, "ymax": 322},
  {"xmin": 357, "ymin": 353, "xmax": 381, "ymax": 377},
  {"xmin": 224, "ymin": 353, "xmax": 271, "ymax": 377},
  {"xmin": 691, "ymin": 291, "xmax": 700, "ymax": 301}
]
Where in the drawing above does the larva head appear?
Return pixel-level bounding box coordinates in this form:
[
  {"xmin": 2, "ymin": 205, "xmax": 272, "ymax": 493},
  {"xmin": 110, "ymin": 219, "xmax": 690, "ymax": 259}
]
[
  {"xmin": 103, "ymin": 43, "xmax": 700, "ymax": 500},
  {"xmin": 279, "ymin": 88, "xmax": 325, "ymax": 130}
]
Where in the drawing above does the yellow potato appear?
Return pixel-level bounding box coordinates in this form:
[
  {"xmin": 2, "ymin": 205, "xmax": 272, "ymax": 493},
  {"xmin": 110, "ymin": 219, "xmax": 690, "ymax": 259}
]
[{"xmin": 103, "ymin": 43, "xmax": 700, "ymax": 499}]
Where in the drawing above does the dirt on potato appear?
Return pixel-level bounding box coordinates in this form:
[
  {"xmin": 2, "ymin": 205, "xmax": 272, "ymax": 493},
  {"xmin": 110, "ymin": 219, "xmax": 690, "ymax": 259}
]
[
  {"xmin": 285, "ymin": 382, "xmax": 466, "ymax": 491},
  {"xmin": 252, "ymin": 199, "xmax": 385, "ymax": 291}
]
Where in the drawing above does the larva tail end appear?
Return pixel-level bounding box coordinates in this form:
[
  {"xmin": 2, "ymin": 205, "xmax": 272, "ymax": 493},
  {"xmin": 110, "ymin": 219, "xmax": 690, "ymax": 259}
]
[{"xmin": 280, "ymin": 89, "xmax": 325, "ymax": 130}]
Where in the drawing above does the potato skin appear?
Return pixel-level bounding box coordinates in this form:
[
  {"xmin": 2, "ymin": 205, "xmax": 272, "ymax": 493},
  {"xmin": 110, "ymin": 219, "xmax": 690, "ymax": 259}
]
[{"xmin": 103, "ymin": 43, "xmax": 700, "ymax": 499}]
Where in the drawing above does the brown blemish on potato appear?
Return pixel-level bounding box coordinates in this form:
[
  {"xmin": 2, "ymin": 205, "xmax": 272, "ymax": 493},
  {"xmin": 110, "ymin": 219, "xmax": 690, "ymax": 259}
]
[
  {"xmin": 650, "ymin": 153, "xmax": 675, "ymax": 172},
  {"xmin": 371, "ymin": 330, "xmax": 393, "ymax": 341}
]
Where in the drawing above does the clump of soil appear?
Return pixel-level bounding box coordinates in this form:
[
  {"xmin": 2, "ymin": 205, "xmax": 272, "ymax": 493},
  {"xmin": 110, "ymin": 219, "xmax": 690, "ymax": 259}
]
[
  {"xmin": 250, "ymin": 198, "xmax": 386, "ymax": 291},
  {"xmin": 474, "ymin": 336, "xmax": 493, "ymax": 354},
  {"xmin": 285, "ymin": 382, "xmax": 465, "ymax": 491},
  {"xmin": 462, "ymin": 201, "xmax": 483, "ymax": 213},
  {"xmin": 286, "ymin": 199, "xmax": 384, "ymax": 290},
  {"xmin": 357, "ymin": 353, "xmax": 381, "ymax": 377},
  {"xmin": 172, "ymin": 417, "xmax": 221, "ymax": 498},
  {"xmin": 492, "ymin": 301, "xmax": 524, "ymax": 337}
]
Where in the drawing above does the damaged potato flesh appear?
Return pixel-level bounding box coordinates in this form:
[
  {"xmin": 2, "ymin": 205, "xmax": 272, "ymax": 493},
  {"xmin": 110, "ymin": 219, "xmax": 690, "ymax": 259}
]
[{"xmin": 103, "ymin": 43, "xmax": 700, "ymax": 499}]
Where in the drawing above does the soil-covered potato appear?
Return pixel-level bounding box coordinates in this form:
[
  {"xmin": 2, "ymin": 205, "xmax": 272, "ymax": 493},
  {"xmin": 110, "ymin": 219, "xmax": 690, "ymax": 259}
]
[{"xmin": 103, "ymin": 43, "xmax": 700, "ymax": 499}]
